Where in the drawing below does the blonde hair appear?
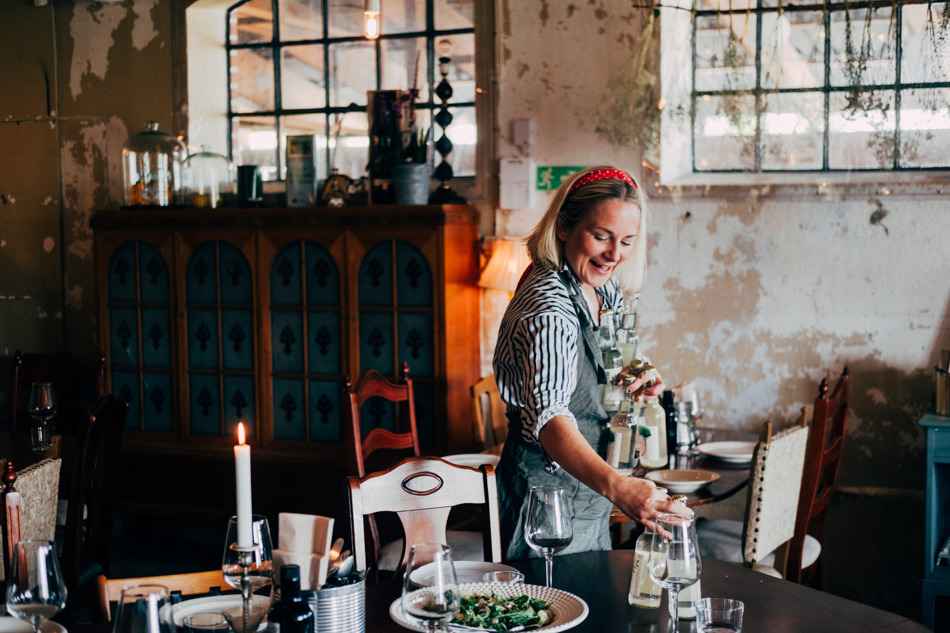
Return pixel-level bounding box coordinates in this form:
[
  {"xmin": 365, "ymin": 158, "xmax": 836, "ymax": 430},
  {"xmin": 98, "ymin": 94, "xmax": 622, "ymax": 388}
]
[{"xmin": 525, "ymin": 166, "xmax": 648, "ymax": 293}]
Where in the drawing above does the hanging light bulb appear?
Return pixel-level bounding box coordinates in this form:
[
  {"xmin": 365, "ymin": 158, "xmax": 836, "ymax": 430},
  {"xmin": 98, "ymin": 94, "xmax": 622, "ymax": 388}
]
[{"xmin": 364, "ymin": 0, "xmax": 381, "ymax": 40}]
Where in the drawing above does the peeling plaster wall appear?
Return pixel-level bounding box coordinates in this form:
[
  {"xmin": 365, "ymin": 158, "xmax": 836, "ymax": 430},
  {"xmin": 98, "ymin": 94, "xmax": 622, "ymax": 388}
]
[{"xmin": 496, "ymin": 0, "xmax": 947, "ymax": 617}]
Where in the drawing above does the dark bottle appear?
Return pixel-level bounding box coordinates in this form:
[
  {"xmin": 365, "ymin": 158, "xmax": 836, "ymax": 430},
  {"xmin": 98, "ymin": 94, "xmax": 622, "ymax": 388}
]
[
  {"xmin": 268, "ymin": 565, "xmax": 315, "ymax": 633},
  {"xmin": 661, "ymin": 390, "xmax": 678, "ymax": 456}
]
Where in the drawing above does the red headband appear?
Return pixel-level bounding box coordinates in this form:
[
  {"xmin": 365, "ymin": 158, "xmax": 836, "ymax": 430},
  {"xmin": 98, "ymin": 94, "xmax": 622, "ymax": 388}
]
[{"xmin": 567, "ymin": 167, "xmax": 638, "ymax": 195}]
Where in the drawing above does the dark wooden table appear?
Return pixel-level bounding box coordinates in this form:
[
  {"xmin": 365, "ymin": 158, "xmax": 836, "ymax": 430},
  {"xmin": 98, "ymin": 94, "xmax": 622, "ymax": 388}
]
[{"xmin": 366, "ymin": 550, "xmax": 929, "ymax": 632}]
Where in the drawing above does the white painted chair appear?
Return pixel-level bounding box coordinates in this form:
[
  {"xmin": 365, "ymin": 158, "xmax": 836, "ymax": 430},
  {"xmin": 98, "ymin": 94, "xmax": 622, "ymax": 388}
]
[
  {"xmin": 697, "ymin": 412, "xmax": 820, "ymax": 578},
  {"xmin": 347, "ymin": 456, "xmax": 502, "ymax": 573}
]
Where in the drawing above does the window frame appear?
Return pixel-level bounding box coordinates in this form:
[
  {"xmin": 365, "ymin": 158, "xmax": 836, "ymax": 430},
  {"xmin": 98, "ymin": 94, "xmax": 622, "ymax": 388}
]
[
  {"xmin": 222, "ymin": 0, "xmax": 485, "ymax": 190},
  {"xmin": 660, "ymin": 0, "xmax": 950, "ymax": 187}
]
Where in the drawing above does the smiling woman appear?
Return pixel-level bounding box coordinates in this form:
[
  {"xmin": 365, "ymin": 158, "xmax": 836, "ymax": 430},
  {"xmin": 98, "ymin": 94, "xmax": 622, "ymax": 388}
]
[{"xmin": 492, "ymin": 166, "xmax": 689, "ymax": 560}]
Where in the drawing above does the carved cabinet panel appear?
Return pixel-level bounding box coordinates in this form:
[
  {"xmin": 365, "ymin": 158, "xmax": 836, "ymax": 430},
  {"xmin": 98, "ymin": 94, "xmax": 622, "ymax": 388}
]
[{"xmin": 94, "ymin": 205, "xmax": 479, "ymax": 463}]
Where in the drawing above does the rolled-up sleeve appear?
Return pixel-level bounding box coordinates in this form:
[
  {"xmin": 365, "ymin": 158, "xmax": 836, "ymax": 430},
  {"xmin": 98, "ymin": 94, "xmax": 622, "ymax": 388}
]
[{"xmin": 512, "ymin": 313, "xmax": 579, "ymax": 443}]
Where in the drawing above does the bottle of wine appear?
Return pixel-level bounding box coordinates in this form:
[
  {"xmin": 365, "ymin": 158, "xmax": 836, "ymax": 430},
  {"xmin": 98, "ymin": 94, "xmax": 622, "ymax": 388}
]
[
  {"xmin": 268, "ymin": 565, "xmax": 315, "ymax": 633},
  {"xmin": 661, "ymin": 390, "xmax": 678, "ymax": 456}
]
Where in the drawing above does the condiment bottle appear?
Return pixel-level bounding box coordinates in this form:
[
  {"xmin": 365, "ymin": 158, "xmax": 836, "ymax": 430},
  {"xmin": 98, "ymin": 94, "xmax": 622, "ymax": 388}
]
[{"xmin": 268, "ymin": 565, "xmax": 315, "ymax": 633}]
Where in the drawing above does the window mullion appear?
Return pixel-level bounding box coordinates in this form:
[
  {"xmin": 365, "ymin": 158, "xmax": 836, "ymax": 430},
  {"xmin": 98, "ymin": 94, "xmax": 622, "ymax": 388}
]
[
  {"xmin": 272, "ymin": 0, "xmax": 283, "ymax": 178},
  {"xmin": 753, "ymin": 1, "xmax": 763, "ymax": 172},
  {"xmin": 822, "ymin": 3, "xmax": 831, "ymax": 170},
  {"xmin": 894, "ymin": 2, "xmax": 903, "ymax": 169}
]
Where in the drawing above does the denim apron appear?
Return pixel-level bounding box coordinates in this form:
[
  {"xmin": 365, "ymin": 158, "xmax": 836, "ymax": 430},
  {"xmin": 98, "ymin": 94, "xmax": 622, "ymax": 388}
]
[{"xmin": 496, "ymin": 271, "xmax": 614, "ymax": 560}]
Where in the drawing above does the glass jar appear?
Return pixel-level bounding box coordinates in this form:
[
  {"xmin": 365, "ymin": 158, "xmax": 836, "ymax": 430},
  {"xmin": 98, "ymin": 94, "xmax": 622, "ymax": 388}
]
[
  {"xmin": 122, "ymin": 121, "xmax": 185, "ymax": 207},
  {"xmin": 182, "ymin": 146, "xmax": 234, "ymax": 208}
]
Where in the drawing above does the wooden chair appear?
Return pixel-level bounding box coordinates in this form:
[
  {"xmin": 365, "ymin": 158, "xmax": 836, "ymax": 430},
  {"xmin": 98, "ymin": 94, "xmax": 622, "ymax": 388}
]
[
  {"xmin": 347, "ymin": 456, "xmax": 502, "ymax": 574},
  {"xmin": 97, "ymin": 570, "xmax": 227, "ymax": 621},
  {"xmin": 786, "ymin": 367, "xmax": 850, "ymax": 585},
  {"xmin": 0, "ymin": 458, "xmax": 62, "ymax": 582},
  {"xmin": 345, "ymin": 363, "xmax": 420, "ymax": 478},
  {"xmin": 697, "ymin": 412, "xmax": 820, "ymax": 578},
  {"xmin": 62, "ymin": 394, "xmax": 129, "ymax": 591},
  {"xmin": 470, "ymin": 374, "xmax": 507, "ymax": 452}
]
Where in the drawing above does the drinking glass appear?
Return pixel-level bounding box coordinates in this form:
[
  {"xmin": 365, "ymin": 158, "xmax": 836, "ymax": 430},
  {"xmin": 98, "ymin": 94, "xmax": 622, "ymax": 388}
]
[
  {"xmin": 111, "ymin": 585, "xmax": 175, "ymax": 633},
  {"xmin": 695, "ymin": 598, "xmax": 744, "ymax": 633},
  {"xmin": 524, "ymin": 485, "xmax": 574, "ymax": 587},
  {"xmin": 401, "ymin": 543, "xmax": 459, "ymax": 633},
  {"xmin": 648, "ymin": 513, "xmax": 701, "ymax": 633},
  {"xmin": 481, "ymin": 570, "xmax": 525, "ymax": 584},
  {"xmin": 27, "ymin": 382, "xmax": 56, "ymax": 453},
  {"xmin": 6, "ymin": 540, "xmax": 67, "ymax": 633},
  {"xmin": 221, "ymin": 515, "xmax": 274, "ymax": 597}
]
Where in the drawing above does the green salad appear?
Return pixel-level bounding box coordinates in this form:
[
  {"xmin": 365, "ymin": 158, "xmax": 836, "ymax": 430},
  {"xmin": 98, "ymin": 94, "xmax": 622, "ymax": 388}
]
[{"xmin": 451, "ymin": 593, "xmax": 552, "ymax": 632}]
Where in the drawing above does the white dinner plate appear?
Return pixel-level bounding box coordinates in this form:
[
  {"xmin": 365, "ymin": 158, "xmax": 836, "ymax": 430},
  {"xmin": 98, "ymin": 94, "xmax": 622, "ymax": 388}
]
[
  {"xmin": 409, "ymin": 561, "xmax": 519, "ymax": 586},
  {"xmin": 645, "ymin": 469, "xmax": 720, "ymax": 494},
  {"xmin": 442, "ymin": 454, "xmax": 500, "ymax": 469},
  {"xmin": 0, "ymin": 617, "xmax": 66, "ymax": 633},
  {"xmin": 165, "ymin": 594, "xmax": 270, "ymax": 627},
  {"xmin": 390, "ymin": 582, "xmax": 588, "ymax": 633},
  {"xmin": 697, "ymin": 441, "xmax": 756, "ymax": 464}
]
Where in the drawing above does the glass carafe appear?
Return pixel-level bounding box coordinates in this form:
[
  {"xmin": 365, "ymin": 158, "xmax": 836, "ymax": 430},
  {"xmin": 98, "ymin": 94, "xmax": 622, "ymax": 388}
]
[{"xmin": 122, "ymin": 121, "xmax": 185, "ymax": 207}]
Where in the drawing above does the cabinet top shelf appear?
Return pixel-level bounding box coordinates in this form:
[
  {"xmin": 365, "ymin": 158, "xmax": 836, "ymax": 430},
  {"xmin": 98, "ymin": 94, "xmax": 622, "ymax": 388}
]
[{"xmin": 92, "ymin": 204, "xmax": 477, "ymax": 231}]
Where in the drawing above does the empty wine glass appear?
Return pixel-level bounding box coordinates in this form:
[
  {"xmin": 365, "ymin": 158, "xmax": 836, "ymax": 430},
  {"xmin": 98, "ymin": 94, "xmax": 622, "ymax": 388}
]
[
  {"xmin": 5, "ymin": 540, "xmax": 67, "ymax": 633},
  {"xmin": 111, "ymin": 585, "xmax": 175, "ymax": 633},
  {"xmin": 27, "ymin": 383, "xmax": 56, "ymax": 453},
  {"xmin": 222, "ymin": 514, "xmax": 274, "ymax": 597},
  {"xmin": 401, "ymin": 543, "xmax": 459, "ymax": 633},
  {"xmin": 648, "ymin": 513, "xmax": 702, "ymax": 633},
  {"xmin": 524, "ymin": 485, "xmax": 574, "ymax": 587}
]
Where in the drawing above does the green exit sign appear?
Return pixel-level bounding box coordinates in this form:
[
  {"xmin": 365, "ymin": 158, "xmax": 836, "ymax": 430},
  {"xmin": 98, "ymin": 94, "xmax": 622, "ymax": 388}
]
[{"xmin": 536, "ymin": 165, "xmax": 586, "ymax": 191}]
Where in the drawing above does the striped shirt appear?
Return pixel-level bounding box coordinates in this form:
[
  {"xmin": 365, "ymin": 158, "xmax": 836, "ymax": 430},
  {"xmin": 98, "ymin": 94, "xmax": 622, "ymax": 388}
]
[{"xmin": 493, "ymin": 264, "xmax": 623, "ymax": 469}]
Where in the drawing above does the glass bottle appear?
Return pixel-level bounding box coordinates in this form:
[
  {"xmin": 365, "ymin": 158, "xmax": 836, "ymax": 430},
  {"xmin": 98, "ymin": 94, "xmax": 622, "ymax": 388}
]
[
  {"xmin": 675, "ymin": 575, "xmax": 702, "ymax": 620},
  {"xmin": 122, "ymin": 121, "xmax": 186, "ymax": 207},
  {"xmin": 629, "ymin": 526, "xmax": 663, "ymax": 608},
  {"xmin": 639, "ymin": 397, "xmax": 668, "ymax": 468},
  {"xmin": 617, "ymin": 309, "xmax": 639, "ymax": 366},
  {"xmin": 268, "ymin": 565, "xmax": 315, "ymax": 633},
  {"xmin": 661, "ymin": 390, "xmax": 679, "ymax": 457},
  {"xmin": 600, "ymin": 309, "xmax": 625, "ymax": 415},
  {"xmin": 676, "ymin": 401, "xmax": 692, "ymax": 456},
  {"xmin": 181, "ymin": 146, "xmax": 234, "ymax": 208}
]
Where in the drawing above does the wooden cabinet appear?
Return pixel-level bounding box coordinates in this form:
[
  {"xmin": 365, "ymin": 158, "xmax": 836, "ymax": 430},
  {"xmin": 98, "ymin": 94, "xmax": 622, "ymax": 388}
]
[{"xmin": 93, "ymin": 205, "xmax": 480, "ymax": 465}]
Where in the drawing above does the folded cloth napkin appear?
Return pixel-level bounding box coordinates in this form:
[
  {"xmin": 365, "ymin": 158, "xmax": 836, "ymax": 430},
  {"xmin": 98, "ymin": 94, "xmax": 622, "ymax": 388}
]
[
  {"xmin": 273, "ymin": 549, "xmax": 330, "ymax": 590},
  {"xmin": 279, "ymin": 512, "xmax": 334, "ymax": 556},
  {"xmin": 276, "ymin": 513, "xmax": 335, "ymax": 590}
]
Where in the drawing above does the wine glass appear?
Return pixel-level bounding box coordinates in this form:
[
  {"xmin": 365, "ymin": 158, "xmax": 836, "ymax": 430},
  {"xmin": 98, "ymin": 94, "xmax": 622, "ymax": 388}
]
[
  {"xmin": 27, "ymin": 383, "xmax": 56, "ymax": 453},
  {"xmin": 6, "ymin": 540, "xmax": 67, "ymax": 633},
  {"xmin": 111, "ymin": 584, "xmax": 175, "ymax": 633},
  {"xmin": 222, "ymin": 515, "xmax": 274, "ymax": 596},
  {"xmin": 524, "ymin": 485, "xmax": 574, "ymax": 587},
  {"xmin": 648, "ymin": 513, "xmax": 702, "ymax": 632},
  {"xmin": 401, "ymin": 543, "xmax": 459, "ymax": 633}
]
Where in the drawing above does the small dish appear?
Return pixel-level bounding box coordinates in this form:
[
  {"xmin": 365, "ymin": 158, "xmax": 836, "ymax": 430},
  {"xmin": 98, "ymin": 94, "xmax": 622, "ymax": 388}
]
[
  {"xmin": 410, "ymin": 560, "xmax": 519, "ymax": 586},
  {"xmin": 645, "ymin": 469, "xmax": 720, "ymax": 494},
  {"xmin": 696, "ymin": 441, "xmax": 756, "ymax": 464},
  {"xmin": 0, "ymin": 619, "xmax": 66, "ymax": 633}
]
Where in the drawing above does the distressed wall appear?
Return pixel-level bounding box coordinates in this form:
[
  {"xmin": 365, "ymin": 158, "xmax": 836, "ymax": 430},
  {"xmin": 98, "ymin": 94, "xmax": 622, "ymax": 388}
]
[{"xmin": 495, "ymin": 0, "xmax": 948, "ymax": 618}]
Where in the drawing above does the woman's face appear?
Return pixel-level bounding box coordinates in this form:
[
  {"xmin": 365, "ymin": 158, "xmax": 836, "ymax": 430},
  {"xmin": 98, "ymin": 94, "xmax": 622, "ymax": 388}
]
[{"xmin": 559, "ymin": 198, "xmax": 641, "ymax": 289}]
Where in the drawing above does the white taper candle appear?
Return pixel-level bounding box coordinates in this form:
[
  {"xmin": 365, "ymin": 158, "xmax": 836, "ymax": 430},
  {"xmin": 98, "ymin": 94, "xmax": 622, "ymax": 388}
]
[{"xmin": 234, "ymin": 421, "xmax": 253, "ymax": 549}]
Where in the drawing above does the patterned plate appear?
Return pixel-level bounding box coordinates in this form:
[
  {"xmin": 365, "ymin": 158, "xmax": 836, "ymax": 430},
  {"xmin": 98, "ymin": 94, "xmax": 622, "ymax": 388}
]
[{"xmin": 389, "ymin": 582, "xmax": 589, "ymax": 633}]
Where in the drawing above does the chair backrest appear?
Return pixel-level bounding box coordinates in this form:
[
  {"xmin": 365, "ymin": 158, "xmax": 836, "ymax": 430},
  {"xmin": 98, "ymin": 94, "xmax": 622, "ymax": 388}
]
[
  {"xmin": 470, "ymin": 374, "xmax": 507, "ymax": 451},
  {"xmin": 345, "ymin": 363, "xmax": 420, "ymax": 478},
  {"xmin": 62, "ymin": 394, "xmax": 128, "ymax": 589},
  {"xmin": 786, "ymin": 366, "xmax": 849, "ymax": 583},
  {"xmin": 97, "ymin": 570, "xmax": 227, "ymax": 621},
  {"xmin": 347, "ymin": 456, "xmax": 502, "ymax": 573},
  {"xmin": 741, "ymin": 412, "xmax": 810, "ymax": 572},
  {"xmin": 0, "ymin": 458, "xmax": 62, "ymax": 582}
]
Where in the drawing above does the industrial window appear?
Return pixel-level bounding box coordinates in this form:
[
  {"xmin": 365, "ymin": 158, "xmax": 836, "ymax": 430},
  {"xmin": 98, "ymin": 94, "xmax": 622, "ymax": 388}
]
[
  {"xmin": 223, "ymin": 0, "xmax": 477, "ymax": 181},
  {"xmin": 661, "ymin": 1, "xmax": 950, "ymax": 182}
]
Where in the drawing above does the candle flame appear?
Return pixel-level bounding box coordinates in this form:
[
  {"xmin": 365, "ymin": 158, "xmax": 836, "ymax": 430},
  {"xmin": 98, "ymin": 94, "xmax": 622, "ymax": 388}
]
[{"xmin": 237, "ymin": 422, "xmax": 246, "ymax": 445}]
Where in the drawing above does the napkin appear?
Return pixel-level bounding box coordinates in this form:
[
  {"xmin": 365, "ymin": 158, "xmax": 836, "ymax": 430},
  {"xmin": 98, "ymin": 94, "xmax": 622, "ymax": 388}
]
[{"xmin": 274, "ymin": 513, "xmax": 334, "ymax": 590}]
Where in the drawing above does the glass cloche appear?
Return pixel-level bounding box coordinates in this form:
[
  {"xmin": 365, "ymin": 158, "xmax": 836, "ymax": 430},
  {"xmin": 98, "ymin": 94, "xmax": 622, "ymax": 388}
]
[
  {"xmin": 122, "ymin": 121, "xmax": 186, "ymax": 207},
  {"xmin": 181, "ymin": 146, "xmax": 234, "ymax": 208}
]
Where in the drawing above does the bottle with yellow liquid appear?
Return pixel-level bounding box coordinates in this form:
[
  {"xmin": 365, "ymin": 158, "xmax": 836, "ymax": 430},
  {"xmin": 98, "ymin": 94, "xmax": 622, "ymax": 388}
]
[{"xmin": 628, "ymin": 527, "xmax": 662, "ymax": 608}]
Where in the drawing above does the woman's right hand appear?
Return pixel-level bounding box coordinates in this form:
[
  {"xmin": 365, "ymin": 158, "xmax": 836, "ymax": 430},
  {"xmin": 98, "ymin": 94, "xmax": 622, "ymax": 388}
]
[{"xmin": 610, "ymin": 476, "xmax": 692, "ymax": 532}]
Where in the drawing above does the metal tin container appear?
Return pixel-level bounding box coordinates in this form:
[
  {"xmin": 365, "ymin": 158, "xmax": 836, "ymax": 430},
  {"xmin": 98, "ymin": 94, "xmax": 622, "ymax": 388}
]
[{"xmin": 309, "ymin": 576, "xmax": 365, "ymax": 633}]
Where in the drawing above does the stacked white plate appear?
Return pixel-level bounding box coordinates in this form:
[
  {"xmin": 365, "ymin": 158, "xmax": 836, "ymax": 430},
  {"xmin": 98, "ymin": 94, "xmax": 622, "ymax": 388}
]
[{"xmin": 696, "ymin": 441, "xmax": 756, "ymax": 464}]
